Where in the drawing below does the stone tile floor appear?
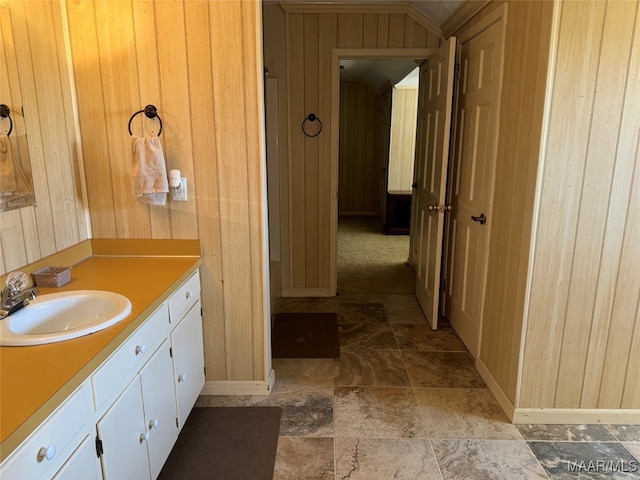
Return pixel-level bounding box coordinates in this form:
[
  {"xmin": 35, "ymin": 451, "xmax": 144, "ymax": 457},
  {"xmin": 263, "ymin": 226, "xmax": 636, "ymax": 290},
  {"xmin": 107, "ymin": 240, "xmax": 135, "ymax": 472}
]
[{"xmin": 197, "ymin": 294, "xmax": 640, "ymax": 479}]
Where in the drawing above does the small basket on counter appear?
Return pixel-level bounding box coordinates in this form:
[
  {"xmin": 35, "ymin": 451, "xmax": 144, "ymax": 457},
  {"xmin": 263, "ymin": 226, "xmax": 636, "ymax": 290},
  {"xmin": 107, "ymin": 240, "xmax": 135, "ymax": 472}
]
[{"xmin": 32, "ymin": 267, "xmax": 72, "ymax": 288}]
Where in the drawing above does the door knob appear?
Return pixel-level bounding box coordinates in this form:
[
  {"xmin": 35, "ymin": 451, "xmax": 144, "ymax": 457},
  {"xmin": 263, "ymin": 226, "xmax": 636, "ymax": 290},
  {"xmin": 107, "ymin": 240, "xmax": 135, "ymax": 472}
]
[
  {"xmin": 411, "ymin": 182, "xmax": 418, "ymax": 189},
  {"xmin": 427, "ymin": 204, "xmax": 437, "ymax": 212},
  {"xmin": 471, "ymin": 213, "xmax": 486, "ymax": 225}
]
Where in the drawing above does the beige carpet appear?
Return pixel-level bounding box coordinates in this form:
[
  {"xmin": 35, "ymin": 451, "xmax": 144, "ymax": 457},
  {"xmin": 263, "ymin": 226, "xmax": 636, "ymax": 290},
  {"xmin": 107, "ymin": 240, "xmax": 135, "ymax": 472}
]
[{"xmin": 337, "ymin": 216, "xmax": 415, "ymax": 295}]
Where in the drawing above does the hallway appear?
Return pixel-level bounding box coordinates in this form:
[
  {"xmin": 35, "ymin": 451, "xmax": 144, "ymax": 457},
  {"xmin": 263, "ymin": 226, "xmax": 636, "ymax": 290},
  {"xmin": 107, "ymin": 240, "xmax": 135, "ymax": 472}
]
[{"xmin": 197, "ymin": 217, "xmax": 640, "ymax": 479}]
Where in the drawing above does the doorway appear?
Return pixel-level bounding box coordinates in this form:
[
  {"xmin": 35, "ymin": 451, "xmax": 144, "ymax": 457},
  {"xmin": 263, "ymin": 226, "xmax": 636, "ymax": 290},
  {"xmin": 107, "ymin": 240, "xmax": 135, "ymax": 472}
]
[
  {"xmin": 329, "ymin": 48, "xmax": 436, "ymax": 296},
  {"xmin": 336, "ymin": 58, "xmax": 421, "ymax": 295}
]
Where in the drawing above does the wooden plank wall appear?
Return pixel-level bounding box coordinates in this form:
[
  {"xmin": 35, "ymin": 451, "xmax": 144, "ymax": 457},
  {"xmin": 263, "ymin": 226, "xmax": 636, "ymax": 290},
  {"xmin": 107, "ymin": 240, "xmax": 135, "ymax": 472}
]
[
  {"xmin": 284, "ymin": 9, "xmax": 440, "ymax": 291},
  {"xmin": 521, "ymin": 0, "xmax": 640, "ymax": 409},
  {"xmin": 65, "ymin": 0, "xmax": 268, "ymax": 383},
  {"xmin": 0, "ymin": 0, "xmax": 89, "ymax": 274},
  {"xmin": 388, "ymin": 86, "xmax": 418, "ymax": 192},
  {"xmin": 338, "ymin": 80, "xmax": 381, "ymax": 215}
]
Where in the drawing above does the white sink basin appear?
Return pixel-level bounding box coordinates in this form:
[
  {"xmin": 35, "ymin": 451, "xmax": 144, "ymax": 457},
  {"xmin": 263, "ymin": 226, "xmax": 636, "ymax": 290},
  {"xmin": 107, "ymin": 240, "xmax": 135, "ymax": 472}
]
[{"xmin": 0, "ymin": 290, "xmax": 132, "ymax": 346}]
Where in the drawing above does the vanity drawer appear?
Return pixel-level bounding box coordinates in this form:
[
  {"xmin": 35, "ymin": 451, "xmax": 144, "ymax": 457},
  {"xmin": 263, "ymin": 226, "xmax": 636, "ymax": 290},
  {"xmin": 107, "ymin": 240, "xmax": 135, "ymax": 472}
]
[
  {"xmin": 0, "ymin": 383, "xmax": 92, "ymax": 480},
  {"xmin": 91, "ymin": 303, "xmax": 169, "ymax": 411},
  {"xmin": 168, "ymin": 270, "xmax": 200, "ymax": 323}
]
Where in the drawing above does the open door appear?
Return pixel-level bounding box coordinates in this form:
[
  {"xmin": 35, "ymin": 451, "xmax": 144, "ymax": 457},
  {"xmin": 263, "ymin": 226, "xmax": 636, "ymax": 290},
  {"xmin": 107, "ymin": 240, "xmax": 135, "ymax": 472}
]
[{"xmin": 411, "ymin": 37, "xmax": 456, "ymax": 329}]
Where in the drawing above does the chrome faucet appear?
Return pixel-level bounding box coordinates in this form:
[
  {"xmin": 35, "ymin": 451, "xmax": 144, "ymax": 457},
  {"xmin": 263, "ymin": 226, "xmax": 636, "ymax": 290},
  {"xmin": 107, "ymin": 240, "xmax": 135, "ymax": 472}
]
[{"xmin": 1, "ymin": 271, "xmax": 38, "ymax": 320}]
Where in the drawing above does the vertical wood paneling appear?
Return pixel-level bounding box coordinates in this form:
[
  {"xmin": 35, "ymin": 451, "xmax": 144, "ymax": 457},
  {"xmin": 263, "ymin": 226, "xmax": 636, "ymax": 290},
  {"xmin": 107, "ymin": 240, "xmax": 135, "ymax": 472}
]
[
  {"xmin": 304, "ymin": 14, "xmax": 319, "ymax": 287},
  {"xmin": 520, "ymin": 0, "xmax": 640, "ymax": 409},
  {"xmin": 470, "ymin": 0, "xmax": 553, "ymax": 403},
  {"xmin": 283, "ymin": 8, "xmax": 438, "ymax": 291},
  {"xmin": 362, "ymin": 13, "xmax": 378, "ymax": 49},
  {"xmin": 521, "ymin": 0, "xmax": 607, "ymax": 407},
  {"xmin": 183, "ymin": 0, "xmax": 225, "ymax": 379},
  {"xmin": 96, "ymin": 1, "xmax": 152, "ymax": 238},
  {"xmin": 132, "ymin": 0, "xmax": 170, "ymax": 239},
  {"xmin": 388, "ymin": 86, "xmax": 418, "ymax": 192},
  {"xmin": 405, "ymin": 17, "xmax": 427, "ymax": 48},
  {"xmin": 154, "ymin": 1, "xmax": 198, "ymax": 240},
  {"xmin": 67, "ymin": 0, "xmax": 268, "ymax": 383},
  {"xmin": 208, "ymin": 1, "xmax": 256, "ymax": 380},
  {"xmin": 65, "ymin": 0, "xmax": 116, "ymax": 238},
  {"xmin": 377, "ymin": 13, "xmax": 389, "ymax": 48},
  {"xmin": 239, "ymin": 0, "xmax": 267, "ymax": 379},
  {"xmin": 0, "ymin": 0, "xmax": 89, "ymax": 273},
  {"xmin": 338, "ymin": 13, "xmax": 363, "ymax": 48},
  {"xmin": 317, "ymin": 14, "xmax": 337, "ymax": 288},
  {"xmin": 339, "ymin": 81, "xmax": 380, "ymax": 215},
  {"xmin": 288, "ymin": 13, "xmax": 306, "ymax": 286},
  {"xmin": 554, "ymin": 0, "xmax": 637, "ymax": 407},
  {"xmin": 388, "ymin": 14, "xmax": 406, "ymax": 48}
]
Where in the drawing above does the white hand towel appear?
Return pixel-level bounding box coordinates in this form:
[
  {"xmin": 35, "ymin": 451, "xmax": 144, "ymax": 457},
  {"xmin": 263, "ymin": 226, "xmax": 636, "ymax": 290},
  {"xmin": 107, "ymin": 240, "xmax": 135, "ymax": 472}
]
[
  {"xmin": 0, "ymin": 134, "xmax": 18, "ymax": 194},
  {"xmin": 130, "ymin": 135, "xmax": 169, "ymax": 206}
]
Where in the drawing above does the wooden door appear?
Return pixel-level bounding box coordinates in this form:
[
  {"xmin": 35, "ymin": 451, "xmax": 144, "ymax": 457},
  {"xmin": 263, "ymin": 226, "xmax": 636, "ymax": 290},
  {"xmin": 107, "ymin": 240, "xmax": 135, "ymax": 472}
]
[
  {"xmin": 412, "ymin": 38, "xmax": 457, "ymax": 329},
  {"xmin": 446, "ymin": 19, "xmax": 504, "ymax": 358}
]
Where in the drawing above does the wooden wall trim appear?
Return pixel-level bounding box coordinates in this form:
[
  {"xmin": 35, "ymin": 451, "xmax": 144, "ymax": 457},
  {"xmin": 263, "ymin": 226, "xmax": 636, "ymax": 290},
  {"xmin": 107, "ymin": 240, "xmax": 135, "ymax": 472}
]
[
  {"xmin": 279, "ymin": 1, "xmax": 443, "ymax": 38},
  {"xmin": 512, "ymin": 409, "xmax": 640, "ymax": 425},
  {"xmin": 441, "ymin": 0, "xmax": 491, "ymax": 38},
  {"xmin": 282, "ymin": 287, "xmax": 332, "ymax": 297}
]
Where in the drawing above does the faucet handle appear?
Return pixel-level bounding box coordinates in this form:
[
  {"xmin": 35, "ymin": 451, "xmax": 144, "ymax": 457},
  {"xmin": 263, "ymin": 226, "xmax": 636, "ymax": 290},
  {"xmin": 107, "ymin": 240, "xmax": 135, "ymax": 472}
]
[{"xmin": 6, "ymin": 271, "xmax": 29, "ymax": 293}]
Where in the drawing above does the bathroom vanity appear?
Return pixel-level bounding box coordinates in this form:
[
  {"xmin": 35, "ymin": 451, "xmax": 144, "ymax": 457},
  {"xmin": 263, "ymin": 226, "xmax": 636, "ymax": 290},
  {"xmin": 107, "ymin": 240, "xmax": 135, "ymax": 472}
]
[{"xmin": 0, "ymin": 240, "xmax": 203, "ymax": 479}]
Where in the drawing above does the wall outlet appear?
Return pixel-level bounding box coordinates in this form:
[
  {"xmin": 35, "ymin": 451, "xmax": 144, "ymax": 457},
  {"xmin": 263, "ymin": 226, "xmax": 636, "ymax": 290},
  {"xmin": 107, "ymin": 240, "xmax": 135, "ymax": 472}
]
[{"xmin": 171, "ymin": 177, "xmax": 188, "ymax": 202}]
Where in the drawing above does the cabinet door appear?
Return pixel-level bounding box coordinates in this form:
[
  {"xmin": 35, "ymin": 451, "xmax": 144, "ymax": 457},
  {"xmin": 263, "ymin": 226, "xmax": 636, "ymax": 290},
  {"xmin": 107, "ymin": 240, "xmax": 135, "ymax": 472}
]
[
  {"xmin": 171, "ymin": 300, "xmax": 205, "ymax": 429},
  {"xmin": 97, "ymin": 376, "xmax": 150, "ymax": 480},
  {"xmin": 139, "ymin": 339, "xmax": 179, "ymax": 479},
  {"xmin": 52, "ymin": 434, "xmax": 102, "ymax": 480}
]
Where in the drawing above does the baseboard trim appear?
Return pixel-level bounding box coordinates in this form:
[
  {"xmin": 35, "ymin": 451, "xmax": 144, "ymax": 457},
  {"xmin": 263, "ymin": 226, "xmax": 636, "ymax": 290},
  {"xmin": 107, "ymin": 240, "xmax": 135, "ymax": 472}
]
[
  {"xmin": 282, "ymin": 288, "xmax": 332, "ymax": 297},
  {"xmin": 201, "ymin": 371, "xmax": 276, "ymax": 396},
  {"xmin": 475, "ymin": 358, "xmax": 516, "ymax": 421},
  {"xmin": 513, "ymin": 408, "xmax": 640, "ymax": 425}
]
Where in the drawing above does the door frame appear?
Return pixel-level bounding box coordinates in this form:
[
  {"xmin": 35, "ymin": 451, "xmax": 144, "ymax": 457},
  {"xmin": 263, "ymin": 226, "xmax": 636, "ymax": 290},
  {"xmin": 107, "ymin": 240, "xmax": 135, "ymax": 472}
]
[{"xmin": 329, "ymin": 48, "xmax": 437, "ymax": 295}]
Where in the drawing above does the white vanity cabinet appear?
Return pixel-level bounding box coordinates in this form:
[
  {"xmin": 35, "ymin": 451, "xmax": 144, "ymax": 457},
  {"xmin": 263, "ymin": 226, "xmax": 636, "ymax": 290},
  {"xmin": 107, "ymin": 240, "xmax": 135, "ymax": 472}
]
[
  {"xmin": 94, "ymin": 270, "xmax": 204, "ymax": 479},
  {"xmin": 0, "ymin": 383, "xmax": 98, "ymax": 480},
  {"xmin": 96, "ymin": 339, "xmax": 178, "ymax": 480},
  {"xmin": 0, "ymin": 269, "xmax": 204, "ymax": 480}
]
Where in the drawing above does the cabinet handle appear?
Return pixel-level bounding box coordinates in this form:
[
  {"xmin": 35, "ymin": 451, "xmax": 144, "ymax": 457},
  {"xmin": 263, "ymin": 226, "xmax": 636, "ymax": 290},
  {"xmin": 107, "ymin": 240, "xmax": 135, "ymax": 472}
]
[
  {"xmin": 178, "ymin": 373, "xmax": 187, "ymax": 383},
  {"xmin": 135, "ymin": 344, "xmax": 147, "ymax": 355},
  {"xmin": 185, "ymin": 291, "xmax": 194, "ymax": 299},
  {"xmin": 149, "ymin": 419, "xmax": 159, "ymax": 430},
  {"xmin": 139, "ymin": 431, "xmax": 151, "ymax": 443},
  {"xmin": 37, "ymin": 444, "xmax": 56, "ymax": 462}
]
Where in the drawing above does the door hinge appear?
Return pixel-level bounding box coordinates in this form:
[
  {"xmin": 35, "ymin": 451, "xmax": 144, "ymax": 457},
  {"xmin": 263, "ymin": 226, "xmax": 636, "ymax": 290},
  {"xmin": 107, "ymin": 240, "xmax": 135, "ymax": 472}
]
[
  {"xmin": 169, "ymin": 346, "xmax": 173, "ymax": 358},
  {"xmin": 95, "ymin": 436, "xmax": 104, "ymax": 458},
  {"xmin": 204, "ymin": 365, "xmax": 207, "ymax": 376},
  {"xmin": 200, "ymin": 307, "xmax": 203, "ymax": 316},
  {"xmin": 454, "ymin": 63, "xmax": 461, "ymax": 80},
  {"xmin": 176, "ymin": 417, "xmax": 179, "ymax": 428}
]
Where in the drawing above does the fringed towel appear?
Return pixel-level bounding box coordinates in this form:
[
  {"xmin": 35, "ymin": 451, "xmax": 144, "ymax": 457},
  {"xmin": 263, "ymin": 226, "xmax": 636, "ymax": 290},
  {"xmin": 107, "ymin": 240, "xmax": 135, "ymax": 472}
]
[
  {"xmin": 130, "ymin": 135, "xmax": 168, "ymax": 205},
  {"xmin": 0, "ymin": 134, "xmax": 18, "ymax": 195},
  {"xmin": 0, "ymin": 134, "xmax": 32, "ymax": 204}
]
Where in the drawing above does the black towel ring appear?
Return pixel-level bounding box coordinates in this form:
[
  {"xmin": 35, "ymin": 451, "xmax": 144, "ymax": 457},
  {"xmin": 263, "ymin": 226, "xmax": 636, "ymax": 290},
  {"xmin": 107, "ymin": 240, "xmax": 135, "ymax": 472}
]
[
  {"xmin": 128, "ymin": 104, "xmax": 163, "ymax": 136},
  {"xmin": 0, "ymin": 104, "xmax": 13, "ymax": 136},
  {"xmin": 302, "ymin": 113, "xmax": 322, "ymax": 137}
]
